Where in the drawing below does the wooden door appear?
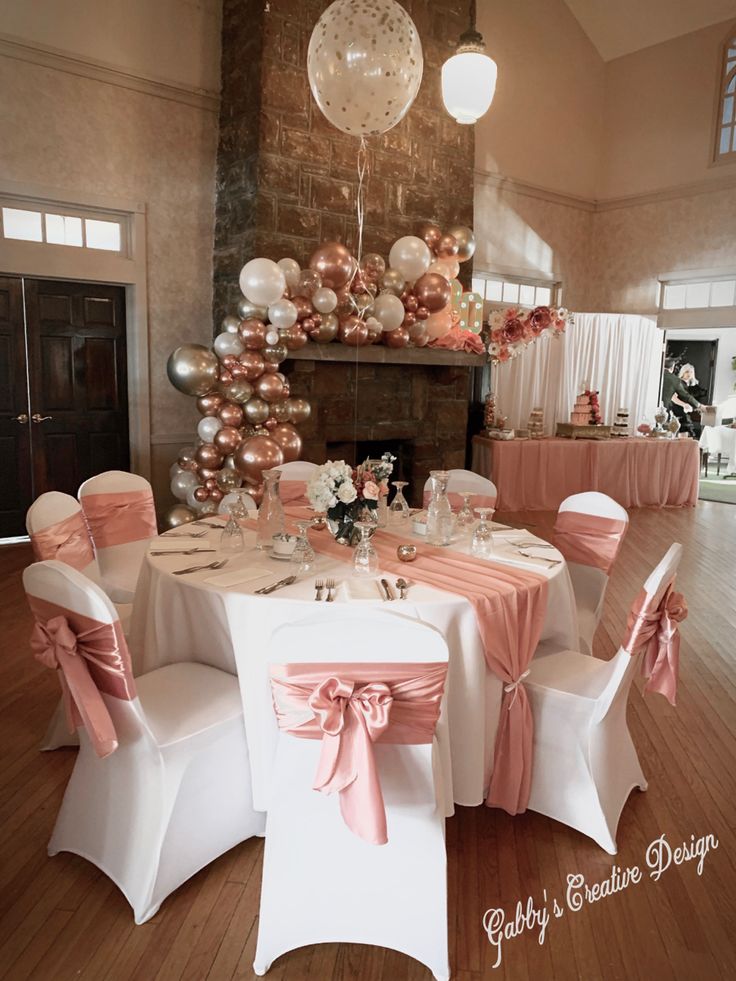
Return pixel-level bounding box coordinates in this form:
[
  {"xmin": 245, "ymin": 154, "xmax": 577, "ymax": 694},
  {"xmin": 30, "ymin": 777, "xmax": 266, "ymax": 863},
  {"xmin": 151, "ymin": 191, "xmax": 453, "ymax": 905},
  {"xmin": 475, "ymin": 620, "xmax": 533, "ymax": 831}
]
[
  {"xmin": 24, "ymin": 279, "xmax": 129, "ymax": 500},
  {"xmin": 0, "ymin": 276, "xmax": 32, "ymax": 537}
]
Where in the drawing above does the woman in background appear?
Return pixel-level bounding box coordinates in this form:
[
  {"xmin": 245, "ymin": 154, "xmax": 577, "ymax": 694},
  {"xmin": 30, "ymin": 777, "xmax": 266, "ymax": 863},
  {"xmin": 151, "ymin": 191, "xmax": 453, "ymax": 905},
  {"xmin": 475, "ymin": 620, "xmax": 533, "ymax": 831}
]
[{"xmin": 671, "ymin": 363, "xmax": 707, "ymax": 437}]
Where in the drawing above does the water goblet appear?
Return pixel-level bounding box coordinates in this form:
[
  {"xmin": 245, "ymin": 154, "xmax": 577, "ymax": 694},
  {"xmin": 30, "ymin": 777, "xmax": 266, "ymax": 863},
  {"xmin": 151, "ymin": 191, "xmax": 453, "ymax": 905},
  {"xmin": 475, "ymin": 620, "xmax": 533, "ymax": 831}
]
[
  {"xmin": 389, "ymin": 481, "xmax": 410, "ymax": 529},
  {"xmin": 290, "ymin": 520, "xmax": 316, "ymax": 575},
  {"xmin": 353, "ymin": 521, "xmax": 379, "ymax": 576},
  {"xmin": 220, "ymin": 506, "xmax": 245, "ymax": 554},
  {"xmin": 471, "ymin": 507, "xmax": 496, "ymax": 559},
  {"xmin": 455, "ymin": 493, "xmax": 476, "ymax": 535}
]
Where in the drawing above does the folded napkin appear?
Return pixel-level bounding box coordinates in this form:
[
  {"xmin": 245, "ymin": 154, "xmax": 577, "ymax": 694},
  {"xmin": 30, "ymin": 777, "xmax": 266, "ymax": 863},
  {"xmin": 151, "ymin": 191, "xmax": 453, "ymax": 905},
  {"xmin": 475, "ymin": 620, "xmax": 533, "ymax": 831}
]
[
  {"xmin": 204, "ymin": 567, "xmax": 274, "ymax": 588},
  {"xmin": 341, "ymin": 578, "xmax": 386, "ymax": 601}
]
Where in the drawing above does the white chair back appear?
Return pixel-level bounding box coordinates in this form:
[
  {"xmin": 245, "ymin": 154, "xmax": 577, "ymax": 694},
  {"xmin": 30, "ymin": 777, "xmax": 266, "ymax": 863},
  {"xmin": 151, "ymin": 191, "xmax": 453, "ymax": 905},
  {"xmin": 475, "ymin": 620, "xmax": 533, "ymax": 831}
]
[
  {"xmin": 79, "ymin": 470, "xmax": 151, "ymax": 496},
  {"xmin": 218, "ymin": 490, "xmax": 258, "ymax": 515},
  {"xmin": 275, "ymin": 461, "xmax": 319, "ymax": 481},
  {"xmin": 423, "ymin": 468, "xmax": 497, "ymax": 505},
  {"xmin": 26, "ymin": 492, "xmax": 102, "ymax": 584},
  {"xmin": 559, "ymin": 491, "xmax": 627, "ymax": 522}
]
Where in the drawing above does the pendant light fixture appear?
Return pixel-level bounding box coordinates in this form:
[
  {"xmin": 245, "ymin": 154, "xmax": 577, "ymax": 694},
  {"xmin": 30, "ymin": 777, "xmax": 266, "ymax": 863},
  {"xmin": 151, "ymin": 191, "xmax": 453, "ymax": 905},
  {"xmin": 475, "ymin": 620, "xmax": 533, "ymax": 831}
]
[{"xmin": 441, "ymin": 0, "xmax": 497, "ymax": 125}]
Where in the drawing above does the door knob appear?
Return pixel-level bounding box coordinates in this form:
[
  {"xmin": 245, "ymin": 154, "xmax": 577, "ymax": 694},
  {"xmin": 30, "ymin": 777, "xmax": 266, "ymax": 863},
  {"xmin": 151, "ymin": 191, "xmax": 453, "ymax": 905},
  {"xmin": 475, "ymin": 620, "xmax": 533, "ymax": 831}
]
[
  {"xmin": 31, "ymin": 413, "xmax": 53, "ymax": 423},
  {"xmin": 12, "ymin": 413, "xmax": 29, "ymax": 424}
]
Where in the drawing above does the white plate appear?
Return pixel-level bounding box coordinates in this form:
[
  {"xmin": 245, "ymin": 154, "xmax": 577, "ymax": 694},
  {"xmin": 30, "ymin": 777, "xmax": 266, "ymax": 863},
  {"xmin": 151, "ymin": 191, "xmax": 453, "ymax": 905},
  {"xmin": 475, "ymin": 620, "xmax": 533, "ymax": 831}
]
[{"xmin": 269, "ymin": 551, "xmax": 296, "ymax": 561}]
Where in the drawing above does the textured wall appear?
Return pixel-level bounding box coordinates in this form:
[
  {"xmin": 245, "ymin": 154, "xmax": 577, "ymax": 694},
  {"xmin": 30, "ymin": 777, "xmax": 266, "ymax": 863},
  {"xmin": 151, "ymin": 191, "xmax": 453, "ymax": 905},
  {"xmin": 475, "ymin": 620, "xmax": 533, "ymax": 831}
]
[{"xmin": 213, "ymin": 0, "xmax": 475, "ymax": 324}]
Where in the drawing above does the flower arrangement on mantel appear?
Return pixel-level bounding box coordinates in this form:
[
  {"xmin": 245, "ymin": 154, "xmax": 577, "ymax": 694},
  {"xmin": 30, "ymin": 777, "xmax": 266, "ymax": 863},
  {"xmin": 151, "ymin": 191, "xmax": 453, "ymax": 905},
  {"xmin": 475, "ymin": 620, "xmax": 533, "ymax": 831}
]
[
  {"xmin": 486, "ymin": 305, "xmax": 572, "ymax": 365},
  {"xmin": 307, "ymin": 453, "xmax": 395, "ymax": 544}
]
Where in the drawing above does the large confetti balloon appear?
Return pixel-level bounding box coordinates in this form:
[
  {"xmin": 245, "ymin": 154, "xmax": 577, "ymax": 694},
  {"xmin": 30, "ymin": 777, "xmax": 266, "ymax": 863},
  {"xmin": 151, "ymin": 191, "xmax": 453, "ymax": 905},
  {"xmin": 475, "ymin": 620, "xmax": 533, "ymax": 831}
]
[{"xmin": 307, "ymin": 0, "xmax": 423, "ymax": 137}]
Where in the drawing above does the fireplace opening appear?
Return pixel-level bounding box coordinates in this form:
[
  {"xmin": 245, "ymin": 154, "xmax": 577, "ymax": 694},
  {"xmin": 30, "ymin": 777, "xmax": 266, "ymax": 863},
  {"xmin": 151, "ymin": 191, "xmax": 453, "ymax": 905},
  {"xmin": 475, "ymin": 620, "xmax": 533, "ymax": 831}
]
[{"xmin": 326, "ymin": 438, "xmax": 414, "ymax": 486}]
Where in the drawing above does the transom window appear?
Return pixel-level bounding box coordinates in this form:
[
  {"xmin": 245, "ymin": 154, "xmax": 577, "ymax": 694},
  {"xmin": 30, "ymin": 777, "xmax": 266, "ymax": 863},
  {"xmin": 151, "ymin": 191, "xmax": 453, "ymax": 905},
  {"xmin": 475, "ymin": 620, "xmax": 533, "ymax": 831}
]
[
  {"xmin": 1, "ymin": 205, "xmax": 123, "ymax": 253},
  {"xmin": 660, "ymin": 276, "xmax": 736, "ymax": 310},
  {"xmin": 472, "ymin": 272, "xmax": 559, "ymax": 309},
  {"xmin": 715, "ymin": 29, "xmax": 736, "ymax": 161}
]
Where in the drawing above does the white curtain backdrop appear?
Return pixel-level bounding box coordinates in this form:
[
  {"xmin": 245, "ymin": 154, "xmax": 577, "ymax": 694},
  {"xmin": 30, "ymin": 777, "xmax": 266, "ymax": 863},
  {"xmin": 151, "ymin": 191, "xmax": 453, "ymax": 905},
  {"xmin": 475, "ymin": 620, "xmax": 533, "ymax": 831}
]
[{"xmin": 493, "ymin": 313, "xmax": 662, "ymax": 435}]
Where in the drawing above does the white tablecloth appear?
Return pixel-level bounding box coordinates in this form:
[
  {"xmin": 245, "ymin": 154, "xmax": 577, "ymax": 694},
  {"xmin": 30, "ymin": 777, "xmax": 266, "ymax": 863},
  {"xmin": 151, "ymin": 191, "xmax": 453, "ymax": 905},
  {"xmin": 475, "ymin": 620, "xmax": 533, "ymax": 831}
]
[
  {"xmin": 700, "ymin": 425, "xmax": 736, "ymax": 475},
  {"xmin": 129, "ymin": 523, "xmax": 579, "ymax": 811}
]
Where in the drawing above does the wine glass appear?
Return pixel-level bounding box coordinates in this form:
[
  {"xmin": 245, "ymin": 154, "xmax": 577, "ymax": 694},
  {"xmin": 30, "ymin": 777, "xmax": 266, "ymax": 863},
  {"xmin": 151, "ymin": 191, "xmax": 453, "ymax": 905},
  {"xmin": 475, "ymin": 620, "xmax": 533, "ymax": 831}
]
[
  {"xmin": 290, "ymin": 520, "xmax": 316, "ymax": 575},
  {"xmin": 389, "ymin": 480, "xmax": 410, "ymax": 528},
  {"xmin": 471, "ymin": 507, "xmax": 495, "ymax": 559},
  {"xmin": 455, "ymin": 493, "xmax": 476, "ymax": 535},
  {"xmin": 220, "ymin": 506, "xmax": 245, "ymax": 554},
  {"xmin": 353, "ymin": 521, "xmax": 379, "ymax": 576}
]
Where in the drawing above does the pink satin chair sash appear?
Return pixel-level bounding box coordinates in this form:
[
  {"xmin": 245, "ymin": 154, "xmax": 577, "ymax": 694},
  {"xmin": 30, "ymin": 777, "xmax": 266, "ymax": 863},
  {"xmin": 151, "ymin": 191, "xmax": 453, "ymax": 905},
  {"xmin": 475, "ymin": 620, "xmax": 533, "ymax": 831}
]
[
  {"xmin": 623, "ymin": 585, "xmax": 687, "ymax": 706},
  {"xmin": 27, "ymin": 595, "xmax": 136, "ymax": 757},
  {"xmin": 422, "ymin": 490, "xmax": 497, "ymax": 510},
  {"xmin": 279, "ymin": 480, "xmax": 309, "ymax": 506},
  {"xmin": 30, "ymin": 511, "xmax": 95, "ymax": 570},
  {"xmin": 553, "ymin": 511, "xmax": 627, "ymax": 574},
  {"xmin": 270, "ymin": 661, "xmax": 447, "ymax": 845},
  {"xmin": 82, "ymin": 489, "xmax": 158, "ymax": 548}
]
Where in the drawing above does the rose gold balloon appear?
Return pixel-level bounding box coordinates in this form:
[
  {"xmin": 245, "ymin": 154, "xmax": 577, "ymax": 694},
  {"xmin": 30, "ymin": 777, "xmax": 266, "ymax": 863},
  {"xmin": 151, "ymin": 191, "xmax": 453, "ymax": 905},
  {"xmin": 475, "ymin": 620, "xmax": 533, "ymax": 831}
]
[
  {"xmin": 221, "ymin": 354, "xmax": 238, "ymax": 368},
  {"xmin": 429, "ymin": 257, "xmax": 460, "ymax": 280},
  {"xmin": 263, "ymin": 343, "xmax": 288, "ymax": 364},
  {"xmin": 309, "ymin": 242, "xmax": 353, "ymax": 290},
  {"xmin": 209, "ymin": 487, "xmax": 224, "ymax": 503},
  {"xmin": 205, "ymin": 477, "xmax": 218, "ymax": 491},
  {"xmin": 414, "ymin": 272, "xmax": 452, "ymax": 313},
  {"xmin": 196, "ymin": 443, "xmax": 224, "ymax": 469},
  {"xmin": 339, "ymin": 315, "xmax": 369, "ymax": 346},
  {"xmin": 234, "ymin": 435, "xmax": 284, "ymax": 485},
  {"xmin": 419, "ymin": 222, "xmax": 442, "ymax": 251},
  {"xmin": 247, "ymin": 484, "xmax": 264, "ymax": 507},
  {"xmin": 214, "ymin": 426, "xmax": 242, "ymax": 454},
  {"xmin": 199, "ymin": 467, "xmax": 217, "ymax": 481},
  {"xmin": 437, "ymin": 233, "xmax": 459, "ymax": 257},
  {"xmin": 230, "ymin": 364, "xmax": 246, "ymax": 379},
  {"xmin": 403, "ymin": 311, "xmax": 417, "ymax": 328},
  {"xmin": 334, "ymin": 288, "xmax": 354, "ymax": 318},
  {"xmin": 286, "ymin": 397, "xmax": 311, "ymax": 424},
  {"xmin": 218, "ymin": 403, "xmax": 244, "ymax": 429},
  {"xmin": 292, "ymin": 296, "xmax": 313, "ymax": 321},
  {"xmin": 281, "ymin": 325, "xmax": 308, "ymax": 351},
  {"xmin": 264, "ymin": 417, "xmax": 277, "ymax": 430},
  {"xmin": 244, "ymin": 396, "xmax": 270, "ymax": 424},
  {"xmin": 416, "ymin": 305, "xmax": 430, "ymax": 321},
  {"xmin": 255, "ymin": 372, "xmax": 287, "ymax": 403},
  {"xmin": 270, "ymin": 400, "xmax": 291, "ymax": 422},
  {"xmin": 404, "ymin": 293, "xmax": 419, "ymax": 313},
  {"xmin": 177, "ymin": 447, "xmax": 198, "ymax": 471},
  {"xmin": 196, "ymin": 393, "xmax": 224, "ymax": 416},
  {"xmin": 238, "ymin": 351, "xmax": 265, "ymax": 380},
  {"xmin": 263, "ymin": 361, "xmax": 279, "ymax": 373},
  {"xmin": 409, "ymin": 322, "xmax": 429, "ymax": 347},
  {"xmin": 270, "ymin": 422, "xmax": 302, "ymax": 463},
  {"xmin": 307, "ymin": 312, "xmax": 339, "ymax": 343},
  {"xmin": 425, "ymin": 306, "xmax": 454, "ymax": 339},
  {"xmin": 239, "ymin": 318, "xmax": 268, "ymax": 350},
  {"xmin": 384, "ymin": 325, "xmax": 410, "ymax": 348},
  {"xmin": 366, "ymin": 318, "xmax": 382, "ymax": 343},
  {"xmin": 301, "ymin": 317, "xmax": 315, "ymax": 333},
  {"xmin": 193, "ymin": 486, "xmax": 209, "ymax": 503},
  {"xmin": 219, "ymin": 369, "xmax": 233, "ymax": 386}
]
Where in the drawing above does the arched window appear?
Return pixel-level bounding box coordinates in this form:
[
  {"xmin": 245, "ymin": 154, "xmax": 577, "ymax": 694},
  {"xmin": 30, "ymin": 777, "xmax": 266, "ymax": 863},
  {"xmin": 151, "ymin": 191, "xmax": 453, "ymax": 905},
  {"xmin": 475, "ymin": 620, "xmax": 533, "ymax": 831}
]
[{"xmin": 715, "ymin": 28, "xmax": 736, "ymax": 160}]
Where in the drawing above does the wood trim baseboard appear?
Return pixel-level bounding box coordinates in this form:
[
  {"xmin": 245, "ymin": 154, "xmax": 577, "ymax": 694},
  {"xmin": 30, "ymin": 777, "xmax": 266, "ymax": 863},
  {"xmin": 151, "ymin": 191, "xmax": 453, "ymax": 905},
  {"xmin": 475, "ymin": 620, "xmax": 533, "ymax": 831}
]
[{"xmin": 0, "ymin": 32, "xmax": 220, "ymax": 114}]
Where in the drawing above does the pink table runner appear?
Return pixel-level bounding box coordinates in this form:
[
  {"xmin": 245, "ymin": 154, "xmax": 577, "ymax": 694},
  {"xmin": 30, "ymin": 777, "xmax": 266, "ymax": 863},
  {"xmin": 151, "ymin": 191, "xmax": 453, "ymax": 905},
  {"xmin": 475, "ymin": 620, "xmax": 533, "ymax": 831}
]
[{"xmin": 472, "ymin": 435, "xmax": 699, "ymax": 511}]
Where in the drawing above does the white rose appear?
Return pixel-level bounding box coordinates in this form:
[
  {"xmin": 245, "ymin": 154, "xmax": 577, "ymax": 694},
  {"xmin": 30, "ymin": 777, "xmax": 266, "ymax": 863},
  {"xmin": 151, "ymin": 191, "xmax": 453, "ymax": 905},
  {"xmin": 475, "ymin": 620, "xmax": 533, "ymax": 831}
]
[{"xmin": 337, "ymin": 482, "xmax": 357, "ymax": 504}]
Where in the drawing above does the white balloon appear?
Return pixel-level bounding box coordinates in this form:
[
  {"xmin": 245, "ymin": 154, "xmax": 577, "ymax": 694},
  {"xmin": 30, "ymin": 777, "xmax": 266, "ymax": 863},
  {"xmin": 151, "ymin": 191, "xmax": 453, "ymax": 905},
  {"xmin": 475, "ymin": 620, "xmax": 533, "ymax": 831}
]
[
  {"xmin": 169, "ymin": 462, "xmax": 183, "ymax": 479},
  {"xmin": 277, "ymin": 258, "xmax": 301, "ymax": 289},
  {"xmin": 221, "ymin": 314, "xmax": 241, "ymax": 334},
  {"xmin": 213, "ymin": 331, "xmax": 244, "ymax": 358},
  {"xmin": 307, "ymin": 0, "xmax": 423, "ymax": 137},
  {"xmin": 373, "ymin": 292, "xmax": 405, "ymax": 332},
  {"xmin": 185, "ymin": 486, "xmax": 205, "ymax": 510},
  {"xmin": 389, "ymin": 236, "xmax": 432, "ymax": 283},
  {"xmin": 268, "ymin": 298, "xmax": 298, "ymax": 329},
  {"xmin": 312, "ymin": 287, "xmax": 338, "ymax": 313},
  {"xmin": 171, "ymin": 470, "xmax": 199, "ymax": 501},
  {"xmin": 197, "ymin": 416, "xmax": 223, "ymax": 442},
  {"xmin": 265, "ymin": 329, "xmax": 280, "ymax": 346},
  {"xmin": 239, "ymin": 258, "xmax": 287, "ymax": 307}
]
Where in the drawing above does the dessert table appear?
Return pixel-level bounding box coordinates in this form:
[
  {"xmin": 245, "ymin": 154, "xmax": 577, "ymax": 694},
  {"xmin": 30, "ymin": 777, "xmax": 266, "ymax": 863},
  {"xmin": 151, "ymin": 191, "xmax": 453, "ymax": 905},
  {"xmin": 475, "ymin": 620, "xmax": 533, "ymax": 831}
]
[
  {"xmin": 472, "ymin": 434, "xmax": 700, "ymax": 511},
  {"xmin": 128, "ymin": 519, "xmax": 579, "ymax": 813}
]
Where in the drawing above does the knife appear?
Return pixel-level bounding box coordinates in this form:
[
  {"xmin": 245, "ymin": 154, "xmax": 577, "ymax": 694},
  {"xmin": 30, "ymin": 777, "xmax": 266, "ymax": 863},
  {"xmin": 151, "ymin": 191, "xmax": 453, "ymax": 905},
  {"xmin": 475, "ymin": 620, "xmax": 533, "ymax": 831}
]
[
  {"xmin": 380, "ymin": 578, "xmax": 396, "ymax": 601},
  {"xmin": 255, "ymin": 575, "xmax": 297, "ymax": 595}
]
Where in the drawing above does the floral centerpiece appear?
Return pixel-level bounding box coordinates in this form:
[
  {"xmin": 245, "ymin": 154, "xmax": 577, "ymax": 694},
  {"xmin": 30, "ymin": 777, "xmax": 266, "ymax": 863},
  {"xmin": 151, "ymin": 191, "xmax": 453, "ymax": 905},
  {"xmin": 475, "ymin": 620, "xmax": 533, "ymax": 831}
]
[
  {"xmin": 487, "ymin": 305, "xmax": 572, "ymax": 364},
  {"xmin": 307, "ymin": 453, "xmax": 395, "ymax": 544}
]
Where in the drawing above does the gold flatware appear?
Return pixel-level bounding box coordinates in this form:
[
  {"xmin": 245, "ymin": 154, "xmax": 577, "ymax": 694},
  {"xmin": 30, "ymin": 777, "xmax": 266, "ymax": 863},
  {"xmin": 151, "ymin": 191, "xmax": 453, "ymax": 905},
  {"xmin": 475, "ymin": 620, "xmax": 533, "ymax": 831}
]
[
  {"xmin": 380, "ymin": 578, "xmax": 396, "ymax": 601},
  {"xmin": 255, "ymin": 575, "xmax": 297, "ymax": 595},
  {"xmin": 314, "ymin": 579, "xmax": 324, "ymax": 601},
  {"xmin": 395, "ymin": 578, "xmax": 409, "ymax": 600},
  {"xmin": 172, "ymin": 559, "xmax": 228, "ymax": 576}
]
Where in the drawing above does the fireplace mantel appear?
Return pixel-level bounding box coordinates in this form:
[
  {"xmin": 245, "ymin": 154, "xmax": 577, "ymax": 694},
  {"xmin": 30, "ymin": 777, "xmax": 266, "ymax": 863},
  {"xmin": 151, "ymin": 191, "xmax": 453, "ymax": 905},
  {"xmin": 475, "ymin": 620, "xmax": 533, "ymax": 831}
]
[{"xmin": 286, "ymin": 343, "xmax": 486, "ymax": 368}]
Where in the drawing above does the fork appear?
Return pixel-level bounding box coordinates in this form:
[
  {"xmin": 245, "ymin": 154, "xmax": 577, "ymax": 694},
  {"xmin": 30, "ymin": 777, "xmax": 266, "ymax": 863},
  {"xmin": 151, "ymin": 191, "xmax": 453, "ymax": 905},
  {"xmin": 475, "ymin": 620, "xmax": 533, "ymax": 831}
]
[
  {"xmin": 163, "ymin": 530, "xmax": 207, "ymax": 538},
  {"xmin": 172, "ymin": 559, "xmax": 228, "ymax": 576},
  {"xmin": 516, "ymin": 549, "xmax": 561, "ymax": 566},
  {"xmin": 150, "ymin": 547, "xmax": 216, "ymax": 556},
  {"xmin": 314, "ymin": 579, "xmax": 324, "ymax": 601},
  {"xmin": 325, "ymin": 578, "xmax": 336, "ymax": 602}
]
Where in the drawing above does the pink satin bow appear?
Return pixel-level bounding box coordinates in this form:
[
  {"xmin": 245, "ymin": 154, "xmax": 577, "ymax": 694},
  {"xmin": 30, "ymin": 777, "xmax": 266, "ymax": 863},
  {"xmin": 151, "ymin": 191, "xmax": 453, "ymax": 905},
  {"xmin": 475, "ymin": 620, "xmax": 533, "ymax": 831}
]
[
  {"xmin": 309, "ymin": 677, "xmax": 393, "ymax": 844},
  {"xmin": 82, "ymin": 490, "xmax": 158, "ymax": 548},
  {"xmin": 623, "ymin": 585, "xmax": 688, "ymax": 706},
  {"xmin": 30, "ymin": 511, "xmax": 95, "ymax": 570},
  {"xmin": 30, "ymin": 614, "xmax": 130, "ymax": 757}
]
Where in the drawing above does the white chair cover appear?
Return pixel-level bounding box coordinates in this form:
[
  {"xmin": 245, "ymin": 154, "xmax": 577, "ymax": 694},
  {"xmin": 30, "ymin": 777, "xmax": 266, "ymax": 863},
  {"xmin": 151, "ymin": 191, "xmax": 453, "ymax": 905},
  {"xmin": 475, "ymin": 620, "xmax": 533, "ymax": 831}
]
[
  {"xmin": 524, "ymin": 543, "xmax": 683, "ymax": 854},
  {"xmin": 25, "ymin": 560, "xmax": 265, "ymax": 922},
  {"xmin": 253, "ymin": 610, "xmax": 450, "ymax": 981},
  {"xmin": 423, "ymin": 468, "xmax": 498, "ymax": 507},
  {"xmin": 275, "ymin": 461, "xmax": 319, "ymax": 481}
]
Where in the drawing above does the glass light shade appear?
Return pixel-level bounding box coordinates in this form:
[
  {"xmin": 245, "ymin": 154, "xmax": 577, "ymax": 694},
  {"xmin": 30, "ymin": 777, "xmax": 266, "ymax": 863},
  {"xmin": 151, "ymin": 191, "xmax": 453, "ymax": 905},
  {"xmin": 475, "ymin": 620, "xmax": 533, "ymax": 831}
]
[{"xmin": 442, "ymin": 50, "xmax": 497, "ymax": 124}]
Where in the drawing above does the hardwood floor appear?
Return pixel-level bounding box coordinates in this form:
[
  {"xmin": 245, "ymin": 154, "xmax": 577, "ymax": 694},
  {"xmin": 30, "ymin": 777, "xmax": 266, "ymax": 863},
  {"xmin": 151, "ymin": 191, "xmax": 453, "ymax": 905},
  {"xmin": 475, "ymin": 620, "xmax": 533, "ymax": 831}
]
[{"xmin": 1, "ymin": 502, "xmax": 735, "ymax": 980}]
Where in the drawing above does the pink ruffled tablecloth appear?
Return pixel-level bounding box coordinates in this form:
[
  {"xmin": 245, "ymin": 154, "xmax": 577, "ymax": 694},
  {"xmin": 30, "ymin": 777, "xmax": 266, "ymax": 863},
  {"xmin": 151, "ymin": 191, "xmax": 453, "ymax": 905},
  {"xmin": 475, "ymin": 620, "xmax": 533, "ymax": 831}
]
[{"xmin": 472, "ymin": 435, "xmax": 699, "ymax": 511}]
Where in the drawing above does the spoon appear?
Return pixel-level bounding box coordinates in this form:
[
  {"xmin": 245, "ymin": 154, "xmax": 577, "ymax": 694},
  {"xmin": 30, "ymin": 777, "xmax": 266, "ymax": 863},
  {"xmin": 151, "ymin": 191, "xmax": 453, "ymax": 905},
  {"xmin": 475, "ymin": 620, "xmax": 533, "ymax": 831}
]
[{"xmin": 395, "ymin": 578, "xmax": 409, "ymax": 600}]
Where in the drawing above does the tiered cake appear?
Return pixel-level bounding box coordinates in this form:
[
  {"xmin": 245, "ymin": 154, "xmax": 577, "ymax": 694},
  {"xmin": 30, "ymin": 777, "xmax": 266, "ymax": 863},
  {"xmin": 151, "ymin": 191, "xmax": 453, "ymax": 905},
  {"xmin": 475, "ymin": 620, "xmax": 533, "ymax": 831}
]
[
  {"xmin": 570, "ymin": 394, "xmax": 592, "ymax": 425},
  {"xmin": 613, "ymin": 408, "xmax": 629, "ymax": 436},
  {"xmin": 528, "ymin": 407, "xmax": 544, "ymax": 438}
]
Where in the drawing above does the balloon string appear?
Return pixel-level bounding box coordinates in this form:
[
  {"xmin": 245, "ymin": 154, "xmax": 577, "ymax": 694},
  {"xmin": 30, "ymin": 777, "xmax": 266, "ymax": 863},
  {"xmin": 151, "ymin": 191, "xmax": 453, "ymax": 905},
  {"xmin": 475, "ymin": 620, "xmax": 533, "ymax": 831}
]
[{"xmin": 352, "ymin": 135, "xmax": 369, "ymax": 460}]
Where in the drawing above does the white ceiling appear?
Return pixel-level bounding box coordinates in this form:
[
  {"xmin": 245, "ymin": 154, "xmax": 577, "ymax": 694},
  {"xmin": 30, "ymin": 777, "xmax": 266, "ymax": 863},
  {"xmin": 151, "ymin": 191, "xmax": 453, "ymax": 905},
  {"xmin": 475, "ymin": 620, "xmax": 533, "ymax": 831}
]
[{"xmin": 562, "ymin": 0, "xmax": 736, "ymax": 61}]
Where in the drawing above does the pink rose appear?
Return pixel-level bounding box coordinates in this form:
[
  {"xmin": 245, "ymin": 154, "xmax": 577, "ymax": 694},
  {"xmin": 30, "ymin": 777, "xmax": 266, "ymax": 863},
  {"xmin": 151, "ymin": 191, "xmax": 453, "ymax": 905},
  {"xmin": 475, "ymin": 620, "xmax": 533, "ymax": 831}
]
[
  {"xmin": 502, "ymin": 318, "xmax": 524, "ymax": 344},
  {"xmin": 363, "ymin": 480, "xmax": 379, "ymax": 501},
  {"xmin": 498, "ymin": 347, "xmax": 511, "ymax": 362},
  {"xmin": 529, "ymin": 306, "xmax": 552, "ymax": 335}
]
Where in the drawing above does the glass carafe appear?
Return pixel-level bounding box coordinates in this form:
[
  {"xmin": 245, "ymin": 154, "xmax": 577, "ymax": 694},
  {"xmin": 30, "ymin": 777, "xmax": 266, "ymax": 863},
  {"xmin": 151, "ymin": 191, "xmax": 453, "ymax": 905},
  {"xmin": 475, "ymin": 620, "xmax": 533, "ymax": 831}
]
[
  {"xmin": 425, "ymin": 470, "xmax": 453, "ymax": 547},
  {"xmin": 256, "ymin": 468, "xmax": 285, "ymax": 550}
]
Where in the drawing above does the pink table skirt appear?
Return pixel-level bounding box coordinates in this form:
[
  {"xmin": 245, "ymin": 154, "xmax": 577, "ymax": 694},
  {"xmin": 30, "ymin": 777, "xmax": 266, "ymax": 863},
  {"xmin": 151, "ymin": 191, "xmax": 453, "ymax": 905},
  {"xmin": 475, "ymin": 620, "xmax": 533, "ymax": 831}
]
[{"xmin": 472, "ymin": 435, "xmax": 700, "ymax": 511}]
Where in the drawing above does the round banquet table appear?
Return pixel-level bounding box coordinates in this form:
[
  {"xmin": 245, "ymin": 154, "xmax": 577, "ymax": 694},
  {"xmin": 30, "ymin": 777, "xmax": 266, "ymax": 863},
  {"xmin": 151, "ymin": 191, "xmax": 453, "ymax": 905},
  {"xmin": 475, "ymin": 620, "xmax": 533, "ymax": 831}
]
[
  {"xmin": 472, "ymin": 434, "xmax": 700, "ymax": 511},
  {"xmin": 128, "ymin": 521, "xmax": 579, "ymax": 813}
]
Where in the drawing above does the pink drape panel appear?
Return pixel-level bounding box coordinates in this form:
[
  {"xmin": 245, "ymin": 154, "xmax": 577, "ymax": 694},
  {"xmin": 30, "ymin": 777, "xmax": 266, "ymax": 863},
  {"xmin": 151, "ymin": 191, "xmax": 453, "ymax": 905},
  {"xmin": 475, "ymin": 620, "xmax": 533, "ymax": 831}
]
[
  {"xmin": 27, "ymin": 595, "xmax": 136, "ymax": 757},
  {"xmin": 422, "ymin": 490, "xmax": 497, "ymax": 510},
  {"xmin": 623, "ymin": 585, "xmax": 687, "ymax": 706},
  {"xmin": 472, "ymin": 436, "xmax": 699, "ymax": 510},
  {"xmin": 30, "ymin": 511, "xmax": 95, "ymax": 570},
  {"xmin": 287, "ymin": 510, "xmax": 548, "ymax": 814},
  {"xmin": 82, "ymin": 490, "xmax": 158, "ymax": 548},
  {"xmin": 270, "ymin": 661, "xmax": 447, "ymax": 844},
  {"xmin": 553, "ymin": 512, "xmax": 628, "ymax": 574}
]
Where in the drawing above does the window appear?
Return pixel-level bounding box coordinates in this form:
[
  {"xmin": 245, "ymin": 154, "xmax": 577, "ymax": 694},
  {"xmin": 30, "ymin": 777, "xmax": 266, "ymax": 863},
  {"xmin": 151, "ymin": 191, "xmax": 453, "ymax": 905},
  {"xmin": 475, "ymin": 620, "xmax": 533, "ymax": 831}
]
[
  {"xmin": 472, "ymin": 272, "xmax": 559, "ymax": 309},
  {"xmin": 715, "ymin": 28, "xmax": 736, "ymax": 161},
  {"xmin": 1, "ymin": 205, "xmax": 124, "ymax": 253},
  {"xmin": 661, "ymin": 277, "xmax": 736, "ymax": 310}
]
